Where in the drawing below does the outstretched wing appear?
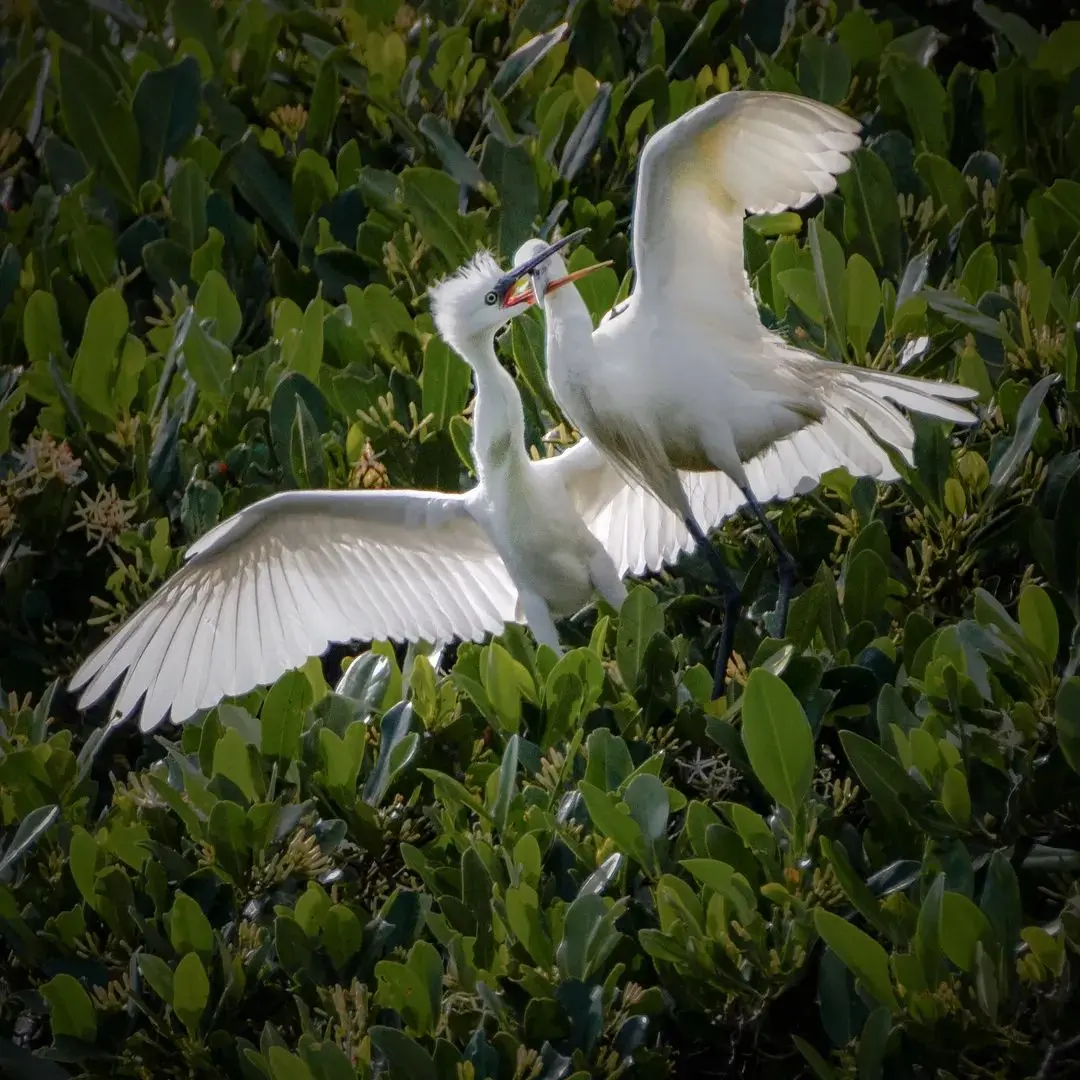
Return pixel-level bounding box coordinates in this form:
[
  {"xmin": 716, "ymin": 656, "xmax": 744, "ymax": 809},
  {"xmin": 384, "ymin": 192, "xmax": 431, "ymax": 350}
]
[
  {"xmin": 69, "ymin": 489, "xmax": 519, "ymax": 731},
  {"xmin": 629, "ymin": 90, "xmax": 862, "ymax": 345},
  {"xmin": 537, "ymin": 439, "xmax": 745, "ymax": 578}
]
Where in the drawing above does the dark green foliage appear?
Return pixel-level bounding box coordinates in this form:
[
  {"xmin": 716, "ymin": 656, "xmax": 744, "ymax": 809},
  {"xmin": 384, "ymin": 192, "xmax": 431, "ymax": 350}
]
[{"xmin": 2, "ymin": 2, "xmax": 1080, "ymax": 1078}]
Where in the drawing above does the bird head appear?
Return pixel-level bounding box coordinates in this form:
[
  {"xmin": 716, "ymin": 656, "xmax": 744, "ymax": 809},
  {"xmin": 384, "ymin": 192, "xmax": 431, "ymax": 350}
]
[
  {"xmin": 429, "ymin": 232, "xmax": 596, "ymax": 348},
  {"xmin": 510, "ymin": 231, "xmax": 611, "ymax": 310},
  {"xmin": 428, "ymin": 249, "xmax": 531, "ymax": 348}
]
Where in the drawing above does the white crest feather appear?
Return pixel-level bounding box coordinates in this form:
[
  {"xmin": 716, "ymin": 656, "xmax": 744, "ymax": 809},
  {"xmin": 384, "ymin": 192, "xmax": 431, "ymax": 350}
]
[{"xmin": 429, "ymin": 249, "xmax": 503, "ymax": 339}]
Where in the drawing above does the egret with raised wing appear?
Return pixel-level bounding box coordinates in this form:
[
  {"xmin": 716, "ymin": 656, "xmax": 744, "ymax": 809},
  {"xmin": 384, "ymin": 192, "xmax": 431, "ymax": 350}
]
[
  {"xmin": 69, "ymin": 237, "xmax": 741, "ymax": 733},
  {"xmin": 511, "ymin": 90, "xmax": 979, "ymax": 696}
]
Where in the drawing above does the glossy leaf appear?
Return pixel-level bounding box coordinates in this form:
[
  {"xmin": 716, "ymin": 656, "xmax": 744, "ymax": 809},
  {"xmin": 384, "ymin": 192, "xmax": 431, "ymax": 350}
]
[
  {"xmin": 740, "ymin": 669, "xmax": 814, "ymax": 814},
  {"xmin": 813, "ymin": 909, "xmax": 899, "ymax": 1011}
]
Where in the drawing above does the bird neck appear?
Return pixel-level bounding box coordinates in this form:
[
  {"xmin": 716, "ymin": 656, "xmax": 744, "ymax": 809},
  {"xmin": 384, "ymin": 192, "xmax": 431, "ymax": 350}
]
[
  {"xmin": 463, "ymin": 331, "xmax": 530, "ymax": 483},
  {"xmin": 542, "ymin": 287, "xmax": 595, "ymax": 391}
]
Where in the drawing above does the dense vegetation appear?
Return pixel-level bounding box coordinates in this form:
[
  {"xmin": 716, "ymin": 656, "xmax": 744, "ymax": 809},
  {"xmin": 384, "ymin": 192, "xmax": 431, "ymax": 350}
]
[{"xmin": 2, "ymin": 0, "xmax": 1080, "ymax": 1077}]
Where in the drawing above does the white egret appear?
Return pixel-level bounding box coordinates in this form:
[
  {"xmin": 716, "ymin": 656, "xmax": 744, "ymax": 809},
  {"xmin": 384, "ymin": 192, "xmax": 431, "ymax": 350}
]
[
  {"xmin": 511, "ymin": 90, "xmax": 979, "ymax": 695},
  {"xmin": 69, "ymin": 237, "xmax": 741, "ymax": 732}
]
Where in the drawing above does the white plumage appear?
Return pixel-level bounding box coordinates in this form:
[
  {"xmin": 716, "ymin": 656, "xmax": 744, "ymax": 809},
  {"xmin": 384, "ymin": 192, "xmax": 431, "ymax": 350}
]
[
  {"xmin": 69, "ymin": 244, "xmax": 744, "ymax": 732},
  {"xmin": 513, "ymin": 90, "xmax": 979, "ymax": 694}
]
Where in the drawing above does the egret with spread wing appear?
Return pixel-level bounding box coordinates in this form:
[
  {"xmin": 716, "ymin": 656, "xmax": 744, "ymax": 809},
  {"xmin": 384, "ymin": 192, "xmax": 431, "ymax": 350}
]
[
  {"xmin": 69, "ymin": 237, "xmax": 742, "ymax": 732},
  {"xmin": 511, "ymin": 90, "xmax": 979, "ymax": 696}
]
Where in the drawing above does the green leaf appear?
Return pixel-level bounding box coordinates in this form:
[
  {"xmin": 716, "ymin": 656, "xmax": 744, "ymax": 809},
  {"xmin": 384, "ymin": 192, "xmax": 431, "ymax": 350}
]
[
  {"xmin": 323, "ymin": 904, "xmax": 364, "ymax": 969},
  {"xmin": 1055, "ymin": 677, "xmax": 1080, "ymax": 774},
  {"xmin": 844, "ymin": 254, "xmax": 881, "ymax": 358},
  {"xmin": 181, "ymin": 314, "xmax": 232, "ymax": 406},
  {"xmin": 307, "ymin": 57, "xmax": 342, "ymax": 154},
  {"xmin": 560, "ymin": 83, "xmax": 611, "ymax": 181},
  {"xmin": 401, "ymin": 167, "xmax": 476, "ymax": 267},
  {"xmin": 812, "ymin": 217, "xmax": 851, "ymax": 343},
  {"xmin": 740, "ymin": 669, "xmax": 814, "ymax": 814},
  {"xmin": 839, "ymin": 730, "xmax": 930, "ymax": 825},
  {"xmin": 915, "ymin": 872, "xmax": 945, "ymax": 985},
  {"xmin": 980, "ymin": 852, "xmax": 1022, "ymax": 957},
  {"xmin": 0, "ymin": 804, "xmax": 59, "ymax": 877},
  {"xmin": 57, "ymin": 47, "xmax": 140, "ymax": 205},
  {"xmin": 842, "ymin": 549, "xmax": 888, "ymax": 626},
  {"xmin": 481, "ymin": 138, "xmax": 539, "ymax": 259},
  {"xmin": 41, "ymin": 973, "xmax": 97, "ymax": 1042},
  {"xmin": 232, "ymin": 135, "xmax": 298, "ymax": 244},
  {"xmin": 369, "ymin": 1026, "xmax": 437, "ymax": 1080},
  {"xmin": 136, "ymin": 953, "xmax": 175, "ymax": 1004},
  {"xmin": 170, "ymin": 159, "xmax": 209, "ymax": 251},
  {"xmin": 1034, "ymin": 22, "xmax": 1080, "ymax": 79},
  {"xmin": 616, "ymin": 586, "xmax": 665, "ymax": 689},
  {"xmin": 819, "ymin": 836, "xmax": 893, "ymax": 941},
  {"xmin": 261, "ymin": 670, "xmax": 312, "ymax": 763},
  {"xmin": 491, "ymin": 21, "xmax": 568, "ymax": 97},
  {"xmin": 505, "ymin": 881, "xmax": 555, "ymax": 966},
  {"xmin": 363, "ymin": 702, "xmax": 417, "ymax": 807},
  {"xmin": 292, "ymin": 149, "xmax": 338, "ymax": 232},
  {"xmin": 776, "ymin": 268, "xmax": 823, "ymax": 324},
  {"xmin": 940, "ymin": 892, "xmax": 993, "ymax": 972},
  {"xmin": 623, "ymin": 773, "xmax": 669, "ymax": 873},
  {"xmin": 584, "ymin": 729, "xmax": 634, "ymax": 792},
  {"xmin": 23, "ymin": 289, "xmax": 67, "ymax": 370},
  {"xmin": 578, "ymin": 781, "xmax": 648, "ymax": 867},
  {"xmin": 793, "ymin": 1035, "xmax": 838, "ymax": 1080},
  {"xmin": 289, "ymin": 394, "xmax": 329, "ymax": 488},
  {"xmin": 880, "ymin": 52, "xmax": 948, "ymax": 155},
  {"xmin": 813, "ymin": 909, "xmax": 899, "ymax": 1011},
  {"xmin": 941, "ymin": 767, "xmax": 972, "ymax": 827},
  {"xmin": 510, "ymin": 309, "xmax": 561, "ymax": 416},
  {"xmin": 481, "ymin": 641, "xmax": 530, "ymax": 732},
  {"xmin": 1018, "ymin": 584, "xmax": 1058, "ymax": 663},
  {"xmin": 195, "ymin": 269, "xmax": 243, "ymax": 347},
  {"xmin": 71, "ymin": 287, "xmax": 129, "ymax": 419},
  {"xmin": 837, "ymin": 149, "xmax": 902, "ymax": 275},
  {"xmin": 420, "ymin": 114, "xmax": 488, "ymax": 191},
  {"xmin": 557, "ymin": 892, "xmax": 623, "ymax": 982},
  {"xmin": 492, "ymin": 734, "xmax": 520, "ymax": 833},
  {"xmin": 990, "ymin": 374, "xmax": 1057, "ymax": 490},
  {"xmin": 67, "ymin": 827, "xmax": 101, "ymax": 909},
  {"xmin": 268, "ymin": 1047, "xmax": 315, "ymax": 1080},
  {"xmin": 212, "ymin": 727, "xmax": 258, "ymax": 802},
  {"xmin": 169, "ymin": 891, "xmax": 215, "ymax": 958},
  {"xmin": 421, "ymin": 335, "xmax": 471, "ymax": 431},
  {"xmin": 375, "ymin": 959, "xmax": 435, "ymax": 1037},
  {"xmin": 973, "ymin": 0, "xmax": 1045, "ymax": 61},
  {"xmin": 798, "ymin": 35, "xmax": 851, "ymax": 106},
  {"xmin": 132, "ymin": 56, "xmax": 201, "ymax": 181},
  {"xmin": 0, "ymin": 51, "xmax": 45, "ymax": 133},
  {"xmin": 172, "ymin": 951, "xmax": 210, "ymax": 1033}
]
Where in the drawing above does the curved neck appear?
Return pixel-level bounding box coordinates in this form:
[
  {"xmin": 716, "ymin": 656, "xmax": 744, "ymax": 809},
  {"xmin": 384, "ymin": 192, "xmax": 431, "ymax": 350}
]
[
  {"xmin": 459, "ymin": 331, "xmax": 529, "ymax": 483},
  {"xmin": 542, "ymin": 287, "xmax": 595, "ymax": 391}
]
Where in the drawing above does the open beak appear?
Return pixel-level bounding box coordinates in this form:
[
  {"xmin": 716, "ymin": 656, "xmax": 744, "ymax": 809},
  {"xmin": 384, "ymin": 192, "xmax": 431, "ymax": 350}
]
[
  {"xmin": 502, "ymin": 259, "xmax": 613, "ymax": 308},
  {"xmin": 491, "ymin": 227, "xmax": 591, "ymax": 308},
  {"xmin": 543, "ymin": 261, "xmax": 614, "ymax": 296}
]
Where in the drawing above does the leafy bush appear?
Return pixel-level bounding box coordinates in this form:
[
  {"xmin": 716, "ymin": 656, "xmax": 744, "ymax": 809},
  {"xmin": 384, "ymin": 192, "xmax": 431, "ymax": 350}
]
[{"xmin": 2, "ymin": 1, "xmax": 1080, "ymax": 1078}]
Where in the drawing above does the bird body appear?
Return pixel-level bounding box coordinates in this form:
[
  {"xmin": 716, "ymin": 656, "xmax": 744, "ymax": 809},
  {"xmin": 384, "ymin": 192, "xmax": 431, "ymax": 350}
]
[
  {"xmin": 514, "ymin": 90, "xmax": 980, "ymax": 693},
  {"xmin": 69, "ymin": 242, "xmax": 741, "ymax": 732}
]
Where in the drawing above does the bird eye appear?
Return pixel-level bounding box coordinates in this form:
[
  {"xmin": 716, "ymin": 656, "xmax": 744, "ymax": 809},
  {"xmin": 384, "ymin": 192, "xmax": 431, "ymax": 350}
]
[{"xmin": 484, "ymin": 290, "xmax": 499, "ymax": 306}]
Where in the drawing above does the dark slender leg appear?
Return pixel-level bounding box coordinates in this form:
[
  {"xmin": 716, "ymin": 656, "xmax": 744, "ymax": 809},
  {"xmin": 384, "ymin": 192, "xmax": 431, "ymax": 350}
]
[
  {"xmin": 685, "ymin": 515, "xmax": 741, "ymax": 699},
  {"xmin": 738, "ymin": 485, "xmax": 796, "ymax": 638}
]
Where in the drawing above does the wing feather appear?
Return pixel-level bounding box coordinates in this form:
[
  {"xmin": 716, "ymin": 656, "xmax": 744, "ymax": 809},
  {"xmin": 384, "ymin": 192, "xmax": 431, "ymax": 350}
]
[
  {"xmin": 69, "ymin": 489, "xmax": 520, "ymax": 730},
  {"xmin": 630, "ymin": 90, "xmax": 862, "ymax": 342}
]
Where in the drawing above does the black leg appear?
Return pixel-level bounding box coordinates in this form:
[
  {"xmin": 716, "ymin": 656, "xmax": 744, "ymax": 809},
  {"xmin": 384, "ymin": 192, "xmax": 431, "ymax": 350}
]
[
  {"xmin": 738, "ymin": 485, "xmax": 796, "ymax": 638},
  {"xmin": 685, "ymin": 515, "xmax": 741, "ymax": 699}
]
